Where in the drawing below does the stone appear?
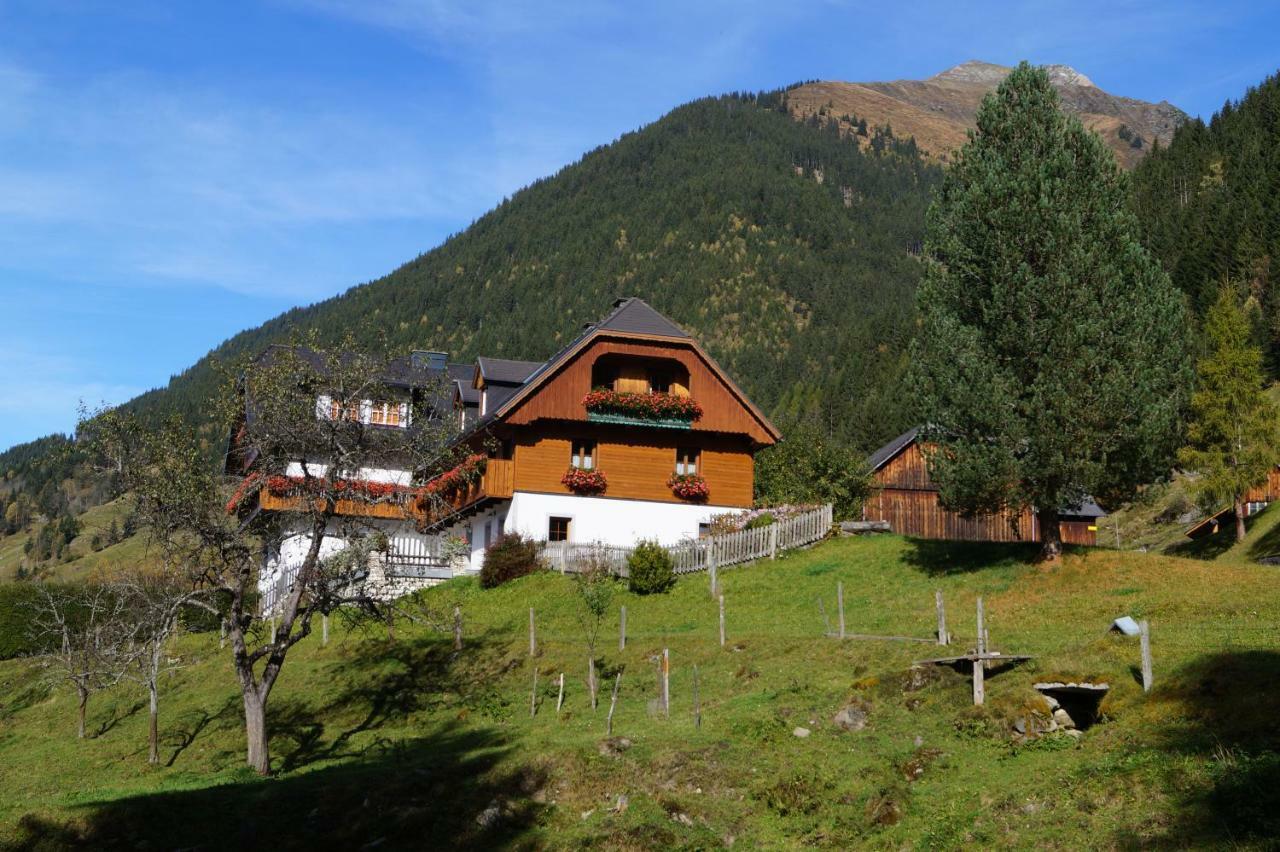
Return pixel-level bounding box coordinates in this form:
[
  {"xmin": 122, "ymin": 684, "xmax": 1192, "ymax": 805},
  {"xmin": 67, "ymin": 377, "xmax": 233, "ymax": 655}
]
[
  {"xmin": 1013, "ymin": 717, "xmax": 1027, "ymax": 734},
  {"xmin": 1064, "ymin": 728, "xmax": 1084, "ymax": 740},
  {"xmin": 1041, "ymin": 694, "xmax": 1061, "ymax": 711},
  {"xmin": 1052, "ymin": 708, "xmax": 1076, "ymax": 729},
  {"xmin": 792, "ymin": 726, "xmax": 811, "ymax": 738},
  {"xmin": 599, "ymin": 736, "xmax": 632, "ymax": 757},
  {"xmin": 612, "ymin": 794, "xmax": 629, "ymax": 813},
  {"xmin": 475, "ymin": 800, "xmax": 504, "ymax": 829},
  {"xmin": 833, "ymin": 706, "xmax": 868, "ymax": 732}
]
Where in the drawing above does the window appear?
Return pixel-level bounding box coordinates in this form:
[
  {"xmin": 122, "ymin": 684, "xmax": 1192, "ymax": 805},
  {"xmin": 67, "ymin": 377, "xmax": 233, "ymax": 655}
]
[
  {"xmin": 548, "ymin": 516, "xmax": 571, "ymax": 542},
  {"xmin": 369, "ymin": 402, "xmax": 403, "ymax": 427},
  {"xmin": 675, "ymin": 446, "xmax": 700, "ymax": 475},
  {"xmin": 329, "ymin": 398, "xmax": 359, "ymax": 422},
  {"xmin": 698, "ymin": 522, "xmax": 711, "ymax": 539},
  {"xmin": 572, "ymin": 439, "xmax": 596, "ymax": 470},
  {"xmin": 329, "ymin": 398, "xmax": 405, "ymax": 427},
  {"xmin": 650, "ymin": 370, "xmax": 671, "ymax": 394}
]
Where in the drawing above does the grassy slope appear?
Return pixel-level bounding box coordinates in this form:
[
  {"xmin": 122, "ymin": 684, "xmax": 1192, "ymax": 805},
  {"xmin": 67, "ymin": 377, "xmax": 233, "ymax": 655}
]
[
  {"xmin": 0, "ymin": 498, "xmax": 152, "ymax": 584},
  {"xmin": 3, "ymin": 535, "xmax": 1279, "ymax": 849}
]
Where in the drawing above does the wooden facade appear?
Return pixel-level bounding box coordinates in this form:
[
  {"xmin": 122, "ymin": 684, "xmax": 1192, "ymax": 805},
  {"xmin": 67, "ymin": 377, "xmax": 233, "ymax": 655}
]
[
  {"xmin": 501, "ymin": 337, "xmax": 777, "ymax": 448},
  {"xmin": 864, "ymin": 436, "xmax": 1101, "ymax": 546},
  {"xmin": 1185, "ymin": 466, "xmax": 1280, "ymax": 539},
  {"xmin": 509, "ymin": 424, "xmax": 754, "ymax": 506}
]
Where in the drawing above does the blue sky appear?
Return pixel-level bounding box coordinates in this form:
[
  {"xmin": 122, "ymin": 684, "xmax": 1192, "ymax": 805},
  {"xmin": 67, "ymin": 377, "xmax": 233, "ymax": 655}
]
[{"xmin": 1, "ymin": 0, "xmax": 1276, "ymax": 450}]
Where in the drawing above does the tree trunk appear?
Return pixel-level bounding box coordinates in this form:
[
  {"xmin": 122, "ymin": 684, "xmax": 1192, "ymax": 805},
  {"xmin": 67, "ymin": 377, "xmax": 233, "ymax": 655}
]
[
  {"xmin": 1036, "ymin": 507, "xmax": 1062, "ymax": 564},
  {"xmin": 1235, "ymin": 499, "xmax": 1248, "ymax": 542},
  {"xmin": 148, "ymin": 679, "xmax": 159, "ymax": 765},
  {"xmin": 242, "ymin": 688, "xmax": 270, "ymax": 775},
  {"xmin": 76, "ymin": 686, "xmax": 88, "ymax": 739}
]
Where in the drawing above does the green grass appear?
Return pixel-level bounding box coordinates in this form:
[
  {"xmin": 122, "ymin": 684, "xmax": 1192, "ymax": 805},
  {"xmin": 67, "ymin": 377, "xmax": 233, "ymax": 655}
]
[
  {"xmin": 3, "ymin": 535, "xmax": 1280, "ymax": 848},
  {"xmin": 0, "ymin": 498, "xmax": 152, "ymax": 583}
]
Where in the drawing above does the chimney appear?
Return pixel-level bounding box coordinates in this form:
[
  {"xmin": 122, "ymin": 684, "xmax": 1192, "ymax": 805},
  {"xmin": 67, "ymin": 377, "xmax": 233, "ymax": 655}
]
[{"xmin": 411, "ymin": 350, "xmax": 449, "ymax": 371}]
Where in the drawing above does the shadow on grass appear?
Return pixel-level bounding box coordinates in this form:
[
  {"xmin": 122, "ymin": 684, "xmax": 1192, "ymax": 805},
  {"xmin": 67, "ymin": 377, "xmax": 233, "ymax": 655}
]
[
  {"xmin": 12, "ymin": 631, "xmax": 543, "ymax": 850},
  {"xmin": 902, "ymin": 538, "xmax": 1041, "ymax": 576},
  {"xmin": 1120, "ymin": 650, "xmax": 1280, "ymax": 847},
  {"xmin": 11, "ymin": 722, "xmax": 543, "ymax": 850},
  {"xmin": 1164, "ymin": 527, "xmax": 1238, "ymax": 561}
]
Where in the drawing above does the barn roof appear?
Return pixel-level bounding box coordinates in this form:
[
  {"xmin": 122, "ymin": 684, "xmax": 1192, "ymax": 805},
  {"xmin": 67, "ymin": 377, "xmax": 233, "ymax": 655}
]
[{"xmin": 867, "ymin": 427, "xmax": 920, "ymax": 471}]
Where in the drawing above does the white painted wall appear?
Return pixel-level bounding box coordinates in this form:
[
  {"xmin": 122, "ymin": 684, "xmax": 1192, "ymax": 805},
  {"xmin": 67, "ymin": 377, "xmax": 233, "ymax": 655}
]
[
  {"xmin": 505, "ymin": 491, "xmax": 730, "ymax": 547},
  {"xmin": 282, "ymin": 461, "xmax": 411, "ymax": 486},
  {"xmin": 259, "ymin": 518, "xmax": 441, "ymax": 600}
]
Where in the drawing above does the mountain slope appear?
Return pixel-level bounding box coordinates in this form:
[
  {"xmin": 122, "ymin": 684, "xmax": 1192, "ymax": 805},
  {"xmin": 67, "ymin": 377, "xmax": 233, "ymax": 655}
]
[
  {"xmin": 787, "ymin": 60, "xmax": 1186, "ymax": 169},
  {"xmin": 119, "ymin": 90, "xmax": 942, "ymax": 453}
]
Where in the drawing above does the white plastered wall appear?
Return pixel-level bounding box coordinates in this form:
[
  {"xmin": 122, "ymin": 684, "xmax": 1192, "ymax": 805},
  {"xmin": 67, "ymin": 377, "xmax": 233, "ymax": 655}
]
[{"xmin": 505, "ymin": 491, "xmax": 732, "ymax": 547}]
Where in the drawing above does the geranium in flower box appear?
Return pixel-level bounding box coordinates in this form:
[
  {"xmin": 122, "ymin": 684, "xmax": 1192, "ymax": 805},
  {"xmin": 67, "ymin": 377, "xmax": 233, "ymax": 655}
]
[
  {"xmin": 561, "ymin": 466, "xmax": 607, "ymax": 494},
  {"xmin": 581, "ymin": 388, "xmax": 703, "ymax": 426},
  {"xmin": 667, "ymin": 473, "xmax": 709, "ymax": 501}
]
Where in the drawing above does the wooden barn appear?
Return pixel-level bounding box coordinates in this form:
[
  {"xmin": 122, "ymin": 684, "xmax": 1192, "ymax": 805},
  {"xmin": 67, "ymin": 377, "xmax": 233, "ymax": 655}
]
[
  {"xmin": 1183, "ymin": 466, "xmax": 1280, "ymax": 539},
  {"xmin": 862, "ymin": 428, "xmax": 1105, "ymax": 545}
]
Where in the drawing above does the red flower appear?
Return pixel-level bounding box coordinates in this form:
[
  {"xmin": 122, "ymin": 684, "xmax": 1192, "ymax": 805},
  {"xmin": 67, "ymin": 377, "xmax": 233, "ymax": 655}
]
[
  {"xmin": 561, "ymin": 467, "xmax": 607, "ymax": 494},
  {"xmin": 582, "ymin": 388, "xmax": 703, "ymax": 422},
  {"xmin": 667, "ymin": 473, "xmax": 709, "ymax": 501},
  {"xmin": 415, "ymin": 453, "xmax": 487, "ymax": 502}
]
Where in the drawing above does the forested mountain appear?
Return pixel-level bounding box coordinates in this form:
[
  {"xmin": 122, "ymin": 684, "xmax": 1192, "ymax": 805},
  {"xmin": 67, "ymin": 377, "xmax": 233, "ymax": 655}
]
[
  {"xmin": 1132, "ymin": 70, "xmax": 1280, "ymax": 362},
  {"xmin": 103, "ymin": 89, "xmax": 941, "ymax": 452},
  {"xmin": 787, "ymin": 61, "xmax": 1186, "ymax": 169}
]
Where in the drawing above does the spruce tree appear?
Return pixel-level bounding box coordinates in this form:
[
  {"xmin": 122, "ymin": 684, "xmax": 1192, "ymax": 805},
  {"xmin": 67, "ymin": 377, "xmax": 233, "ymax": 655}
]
[
  {"xmin": 1178, "ymin": 288, "xmax": 1280, "ymax": 541},
  {"xmin": 911, "ymin": 62, "xmax": 1191, "ymax": 561}
]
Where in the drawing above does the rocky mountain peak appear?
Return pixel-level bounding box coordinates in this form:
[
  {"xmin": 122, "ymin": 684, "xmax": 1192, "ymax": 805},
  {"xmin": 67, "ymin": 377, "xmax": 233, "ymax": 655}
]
[{"xmin": 931, "ymin": 60, "xmax": 1095, "ymax": 89}]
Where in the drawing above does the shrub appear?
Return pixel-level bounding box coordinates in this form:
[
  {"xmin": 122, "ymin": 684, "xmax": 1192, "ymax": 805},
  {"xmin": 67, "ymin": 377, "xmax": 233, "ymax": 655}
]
[
  {"xmin": 744, "ymin": 512, "xmax": 776, "ymax": 530},
  {"xmin": 627, "ymin": 539, "xmax": 675, "ymax": 595},
  {"xmin": 0, "ymin": 582, "xmax": 74, "ymax": 659},
  {"xmin": 480, "ymin": 533, "xmax": 543, "ymax": 589}
]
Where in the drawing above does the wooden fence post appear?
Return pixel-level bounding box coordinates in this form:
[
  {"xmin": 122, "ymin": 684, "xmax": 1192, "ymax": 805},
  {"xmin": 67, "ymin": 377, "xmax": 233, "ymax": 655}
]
[
  {"xmin": 556, "ymin": 673, "xmax": 565, "ymax": 714},
  {"xmin": 973, "ymin": 597, "xmax": 985, "ymax": 706},
  {"xmin": 662, "ymin": 648, "xmax": 670, "ymax": 718},
  {"xmin": 321, "ymin": 613, "xmax": 329, "ymax": 647},
  {"xmin": 529, "ymin": 608, "xmax": 536, "ymax": 657},
  {"xmin": 837, "ymin": 582, "xmax": 846, "ymax": 640},
  {"xmin": 935, "ymin": 590, "xmax": 947, "ymax": 646},
  {"xmin": 709, "ymin": 544, "xmax": 718, "ymax": 598},
  {"xmin": 976, "ymin": 597, "xmax": 985, "ymax": 655},
  {"xmin": 693, "ymin": 665, "xmax": 701, "ymax": 729},
  {"xmin": 453, "ymin": 605, "xmax": 463, "ymax": 651},
  {"xmin": 1140, "ymin": 620, "xmax": 1153, "ymax": 693},
  {"xmin": 619, "ymin": 605, "xmax": 627, "ymax": 651},
  {"xmin": 607, "ymin": 673, "xmax": 621, "ymax": 735},
  {"xmin": 530, "ymin": 665, "xmax": 538, "ymax": 717},
  {"xmin": 589, "ymin": 657, "xmax": 598, "ymax": 710},
  {"xmin": 718, "ymin": 594, "xmax": 726, "ymax": 647},
  {"xmin": 270, "ymin": 615, "xmax": 277, "ymax": 645},
  {"xmin": 769, "ymin": 524, "xmax": 778, "ymax": 560}
]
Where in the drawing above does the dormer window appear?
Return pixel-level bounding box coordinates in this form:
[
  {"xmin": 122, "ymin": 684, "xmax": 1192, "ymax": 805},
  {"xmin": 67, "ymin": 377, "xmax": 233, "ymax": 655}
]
[{"xmin": 324, "ymin": 397, "xmax": 408, "ymax": 428}]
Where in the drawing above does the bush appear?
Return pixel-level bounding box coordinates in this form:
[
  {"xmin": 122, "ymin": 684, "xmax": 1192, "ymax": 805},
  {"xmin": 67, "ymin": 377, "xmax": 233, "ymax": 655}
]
[
  {"xmin": 480, "ymin": 533, "xmax": 543, "ymax": 589},
  {"xmin": 744, "ymin": 512, "xmax": 776, "ymax": 530},
  {"xmin": 627, "ymin": 539, "xmax": 675, "ymax": 595}
]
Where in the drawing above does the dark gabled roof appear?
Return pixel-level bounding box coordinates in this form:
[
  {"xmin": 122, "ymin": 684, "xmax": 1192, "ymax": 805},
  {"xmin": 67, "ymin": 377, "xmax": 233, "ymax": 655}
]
[
  {"xmin": 252, "ymin": 345, "xmax": 458, "ymax": 390},
  {"xmin": 447, "ymin": 364, "xmax": 480, "ymax": 406},
  {"xmin": 476, "ymin": 357, "xmax": 544, "ymax": 386},
  {"xmin": 867, "ymin": 427, "xmax": 920, "ymax": 471},
  {"xmin": 596, "ymin": 297, "xmax": 691, "ymax": 339},
  {"xmin": 1061, "ymin": 497, "xmax": 1106, "ymax": 519}
]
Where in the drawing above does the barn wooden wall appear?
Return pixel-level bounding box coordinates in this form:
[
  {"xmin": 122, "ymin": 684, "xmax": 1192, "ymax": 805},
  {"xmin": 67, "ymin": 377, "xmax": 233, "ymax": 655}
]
[{"xmin": 865, "ymin": 441, "xmax": 1098, "ymax": 546}]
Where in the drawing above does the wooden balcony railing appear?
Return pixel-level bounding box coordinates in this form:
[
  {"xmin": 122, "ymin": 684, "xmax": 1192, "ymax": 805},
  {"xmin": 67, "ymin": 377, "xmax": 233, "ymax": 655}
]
[
  {"xmin": 258, "ymin": 490, "xmax": 411, "ymax": 521},
  {"xmin": 417, "ymin": 458, "xmax": 514, "ymax": 526}
]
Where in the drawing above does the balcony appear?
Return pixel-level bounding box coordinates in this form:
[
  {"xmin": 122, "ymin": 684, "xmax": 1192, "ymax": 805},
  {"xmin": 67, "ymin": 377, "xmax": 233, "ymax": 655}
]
[
  {"xmin": 415, "ymin": 458, "xmax": 514, "ymax": 528},
  {"xmin": 257, "ymin": 490, "xmax": 411, "ymax": 521}
]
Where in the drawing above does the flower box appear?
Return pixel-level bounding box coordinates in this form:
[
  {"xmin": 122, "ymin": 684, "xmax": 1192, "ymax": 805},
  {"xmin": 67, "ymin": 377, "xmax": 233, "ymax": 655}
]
[
  {"xmin": 561, "ymin": 466, "xmax": 607, "ymax": 494},
  {"xmin": 416, "ymin": 454, "xmax": 487, "ymax": 501},
  {"xmin": 668, "ymin": 473, "xmax": 710, "ymax": 502},
  {"xmin": 582, "ymin": 388, "xmax": 702, "ymax": 426}
]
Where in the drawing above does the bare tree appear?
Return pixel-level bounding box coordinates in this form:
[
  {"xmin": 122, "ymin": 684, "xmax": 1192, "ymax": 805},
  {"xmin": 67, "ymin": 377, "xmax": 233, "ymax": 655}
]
[
  {"xmin": 81, "ymin": 339, "xmax": 464, "ymax": 774},
  {"xmin": 573, "ymin": 546, "xmax": 617, "ymax": 710},
  {"xmin": 113, "ymin": 569, "xmax": 208, "ymax": 764},
  {"xmin": 31, "ymin": 584, "xmax": 128, "ymax": 739}
]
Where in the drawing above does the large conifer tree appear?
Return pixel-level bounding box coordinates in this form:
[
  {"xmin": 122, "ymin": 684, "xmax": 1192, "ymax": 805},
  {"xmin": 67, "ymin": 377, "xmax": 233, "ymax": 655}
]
[
  {"xmin": 911, "ymin": 62, "xmax": 1191, "ymax": 561},
  {"xmin": 1179, "ymin": 288, "xmax": 1280, "ymax": 542}
]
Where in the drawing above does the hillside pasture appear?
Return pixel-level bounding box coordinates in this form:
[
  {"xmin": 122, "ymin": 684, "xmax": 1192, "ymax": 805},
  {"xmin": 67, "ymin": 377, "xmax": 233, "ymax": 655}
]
[{"xmin": 1, "ymin": 535, "xmax": 1278, "ymax": 848}]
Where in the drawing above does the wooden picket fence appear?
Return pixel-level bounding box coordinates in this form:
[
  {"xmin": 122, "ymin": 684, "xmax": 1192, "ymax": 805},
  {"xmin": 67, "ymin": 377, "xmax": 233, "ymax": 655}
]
[{"xmin": 542, "ymin": 504, "xmax": 833, "ymax": 578}]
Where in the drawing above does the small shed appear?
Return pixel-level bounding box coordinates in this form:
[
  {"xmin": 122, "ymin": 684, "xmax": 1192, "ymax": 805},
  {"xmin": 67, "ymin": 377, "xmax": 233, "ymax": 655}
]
[{"xmin": 862, "ymin": 428, "xmax": 1105, "ymax": 545}]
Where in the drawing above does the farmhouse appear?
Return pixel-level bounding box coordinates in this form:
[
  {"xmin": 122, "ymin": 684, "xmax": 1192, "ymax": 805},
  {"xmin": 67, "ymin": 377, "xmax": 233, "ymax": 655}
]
[
  {"xmin": 862, "ymin": 428, "xmax": 1105, "ymax": 545},
  {"xmin": 228, "ymin": 298, "xmax": 780, "ymax": 608}
]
